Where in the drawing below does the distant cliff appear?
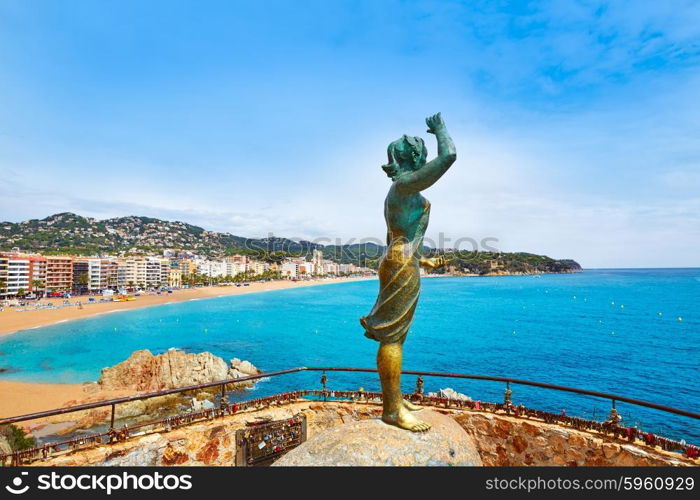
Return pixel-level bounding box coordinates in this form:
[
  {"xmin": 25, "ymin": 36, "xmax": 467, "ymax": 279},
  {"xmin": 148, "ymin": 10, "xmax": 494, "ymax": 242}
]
[{"xmin": 442, "ymin": 251, "xmax": 582, "ymax": 276}]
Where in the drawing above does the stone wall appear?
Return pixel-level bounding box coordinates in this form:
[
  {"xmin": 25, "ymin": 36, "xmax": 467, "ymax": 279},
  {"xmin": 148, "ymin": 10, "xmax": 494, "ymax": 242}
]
[
  {"xmin": 451, "ymin": 411, "xmax": 695, "ymax": 466},
  {"xmin": 32, "ymin": 402, "xmax": 697, "ymax": 467}
]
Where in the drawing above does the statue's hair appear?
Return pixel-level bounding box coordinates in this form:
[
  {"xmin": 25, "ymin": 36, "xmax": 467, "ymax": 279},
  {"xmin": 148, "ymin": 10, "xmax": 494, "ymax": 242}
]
[
  {"xmin": 382, "ymin": 137, "xmax": 426, "ymax": 180},
  {"xmin": 381, "ymin": 144, "xmax": 400, "ymax": 180}
]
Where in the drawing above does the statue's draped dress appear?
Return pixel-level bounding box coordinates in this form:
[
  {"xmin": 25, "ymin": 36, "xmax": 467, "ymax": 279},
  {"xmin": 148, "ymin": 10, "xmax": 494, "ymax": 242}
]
[{"xmin": 360, "ymin": 198, "xmax": 430, "ymax": 344}]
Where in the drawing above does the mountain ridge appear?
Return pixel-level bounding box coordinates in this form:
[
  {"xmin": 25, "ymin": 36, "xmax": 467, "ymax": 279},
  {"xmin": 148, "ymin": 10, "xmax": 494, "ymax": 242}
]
[{"xmin": 0, "ymin": 213, "xmax": 582, "ymax": 273}]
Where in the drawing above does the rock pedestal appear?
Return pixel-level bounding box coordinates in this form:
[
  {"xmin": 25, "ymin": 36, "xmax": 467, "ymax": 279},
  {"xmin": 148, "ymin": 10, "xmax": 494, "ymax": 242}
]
[{"xmin": 273, "ymin": 409, "xmax": 482, "ymax": 466}]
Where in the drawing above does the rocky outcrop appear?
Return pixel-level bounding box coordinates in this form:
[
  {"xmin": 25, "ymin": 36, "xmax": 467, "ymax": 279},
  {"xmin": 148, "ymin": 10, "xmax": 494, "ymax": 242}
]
[
  {"xmin": 97, "ymin": 349, "xmax": 260, "ymax": 392},
  {"xmin": 427, "ymin": 388, "xmax": 472, "ymax": 402},
  {"xmin": 17, "ymin": 350, "xmax": 262, "ymax": 438},
  {"xmin": 274, "ymin": 409, "xmax": 482, "ymax": 466}
]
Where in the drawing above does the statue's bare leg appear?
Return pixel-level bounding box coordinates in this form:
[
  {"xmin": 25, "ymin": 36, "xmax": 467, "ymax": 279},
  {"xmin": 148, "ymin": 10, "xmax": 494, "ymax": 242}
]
[
  {"xmin": 403, "ymin": 399, "xmax": 422, "ymax": 411},
  {"xmin": 377, "ymin": 342, "xmax": 430, "ymax": 432}
]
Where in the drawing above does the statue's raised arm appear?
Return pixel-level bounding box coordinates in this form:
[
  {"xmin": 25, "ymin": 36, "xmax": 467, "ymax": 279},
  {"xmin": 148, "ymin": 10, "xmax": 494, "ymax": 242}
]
[{"xmin": 395, "ymin": 113, "xmax": 456, "ymax": 193}]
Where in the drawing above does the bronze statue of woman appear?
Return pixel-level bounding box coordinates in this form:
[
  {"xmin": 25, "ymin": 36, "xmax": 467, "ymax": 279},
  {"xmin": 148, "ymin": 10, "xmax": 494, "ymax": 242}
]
[{"xmin": 360, "ymin": 112, "xmax": 456, "ymax": 432}]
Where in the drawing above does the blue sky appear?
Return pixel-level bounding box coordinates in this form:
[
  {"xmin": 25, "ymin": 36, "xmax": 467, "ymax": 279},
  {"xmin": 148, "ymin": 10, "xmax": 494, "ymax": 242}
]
[{"xmin": 1, "ymin": 0, "xmax": 699, "ymax": 267}]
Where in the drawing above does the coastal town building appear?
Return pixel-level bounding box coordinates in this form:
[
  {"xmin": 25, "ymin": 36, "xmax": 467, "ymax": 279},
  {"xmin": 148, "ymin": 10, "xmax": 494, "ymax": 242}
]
[
  {"xmin": 160, "ymin": 259, "xmax": 170, "ymax": 286},
  {"xmin": 312, "ymin": 249, "xmax": 324, "ymax": 275},
  {"xmin": 225, "ymin": 255, "xmax": 248, "ymax": 266},
  {"xmin": 279, "ymin": 259, "xmax": 317, "ymax": 279},
  {"xmin": 120, "ymin": 258, "xmax": 147, "ymax": 288},
  {"xmin": 323, "ymin": 262, "xmax": 340, "ymax": 275},
  {"xmin": 72, "ymin": 260, "xmax": 89, "ymax": 295},
  {"xmin": 0, "ymin": 252, "xmax": 47, "ymax": 296},
  {"xmin": 168, "ymin": 268, "xmax": 182, "ymax": 288},
  {"xmin": 104, "ymin": 259, "xmax": 119, "ymax": 290},
  {"xmin": 0, "ymin": 249, "xmax": 374, "ymax": 297},
  {"xmin": 178, "ymin": 259, "xmax": 196, "ymax": 277},
  {"xmin": 224, "ymin": 261, "xmax": 245, "ymax": 277},
  {"xmin": 45, "ymin": 256, "xmax": 74, "ymax": 293},
  {"xmin": 280, "ymin": 261, "xmax": 299, "ymax": 279},
  {"xmin": 27, "ymin": 255, "xmax": 47, "ymax": 294},
  {"xmin": 145, "ymin": 258, "xmax": 163, "ymax": 287},
  {"xmin": 6, "ymin": 258, "xmax": 29, "ymax": 297},
  {"xmin": 81, "ymin": 258, "xmax": 119, "ymax": 292},
  {"xmin": 99, "ymin": 259, "xmax": 117, "ymax": 291},
  {"xmin": 197, "ymin": 260, "xmax": 226, "ymax": 278},
  {"xmin": 87, "ymin": 259, "xmax": 101, "ymax": 291},
  {"xmin": 299, "ymin": 261, "xmax": 314, "ymax": 275},
  {"xmin": 249, "ymin": 260, "xmax": 269, "ymax": 275},
  {"xmin": 0, "ymin": 256, "xmax": 8, "ymax": 299},
  {"xmin": 338, "ymin": 263, "xmax": 357, "ymax": 274}
]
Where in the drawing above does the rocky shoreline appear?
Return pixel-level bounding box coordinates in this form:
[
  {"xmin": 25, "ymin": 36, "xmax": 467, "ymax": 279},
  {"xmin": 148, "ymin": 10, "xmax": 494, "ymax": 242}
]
[
  {"xmin": 90, "ymin": 349, "xmax": 261, "ymax": 393},
  {"xmin": 10, "ymin": 349, "xmax": 262, "ymax": 442}
]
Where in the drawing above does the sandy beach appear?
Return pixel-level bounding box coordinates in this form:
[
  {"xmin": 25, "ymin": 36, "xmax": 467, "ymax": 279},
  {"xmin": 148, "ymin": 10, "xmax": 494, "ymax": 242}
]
[
  {"xmin": 0, "ymin": 276, "xmax": 375, "ymax": 418},
  {"xmin": 0, "ymin": 381, "xmax": 88, "ymax": 418}
]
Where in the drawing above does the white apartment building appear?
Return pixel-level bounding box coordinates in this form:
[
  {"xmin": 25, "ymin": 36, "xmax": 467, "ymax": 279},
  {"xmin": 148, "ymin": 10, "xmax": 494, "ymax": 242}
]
[
  {"xmin": 87, "ymin": 259, "xmax": 101, "ymax": 291},
  {"xmin": 197, "ymin": 260, "xmax": 225, "ymax": 278},
  {"xmin": 6, "ymin": 259, "xmax": 30, "ymax": 296},
  {"xmin": 145, "ymin": 258, "xmax": 166, "ymax": 287},
  {"xmin": 280, "ymin": 261, "xmax": 299, "ymax": 279},
  {"xmin": 280, "ymin": 260, "xmax": 314, "ymax": 279},
  {"xmin": 195, "ymin": 258, "xmax": 269, "ymax": 279},
  {"xmin": 83, "ymin": 258, "xmax": 119, "ymax": 291},
  {"xmin": 117, "ymin": 261, "xmax": 128, "ymax": 288}
]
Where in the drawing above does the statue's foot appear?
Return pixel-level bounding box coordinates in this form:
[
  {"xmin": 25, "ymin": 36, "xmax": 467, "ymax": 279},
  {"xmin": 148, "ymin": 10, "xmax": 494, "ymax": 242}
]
[
  {"xmin": 403, "ymin": 399, "xmax": 422, "ymax": 411},
  {"xmin": 383, "ymin": 407, "xmax": 431, "ymax": 432}
]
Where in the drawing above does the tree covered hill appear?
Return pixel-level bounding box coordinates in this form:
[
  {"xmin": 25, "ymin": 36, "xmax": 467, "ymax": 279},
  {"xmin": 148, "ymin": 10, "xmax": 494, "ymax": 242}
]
[
  {"xmin": 0, "ymin": 213, "xmax": 582, "ymax": 274},
  {"xmin": 0, "ymin": 212, "xmax": 349, "ymax": 261}
]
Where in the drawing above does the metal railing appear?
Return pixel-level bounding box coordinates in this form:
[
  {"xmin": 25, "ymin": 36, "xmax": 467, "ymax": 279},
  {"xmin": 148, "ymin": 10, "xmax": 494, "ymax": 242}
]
[{"xmin": 1, "ymin": 366, "xmax": 698, "ymax": 465}]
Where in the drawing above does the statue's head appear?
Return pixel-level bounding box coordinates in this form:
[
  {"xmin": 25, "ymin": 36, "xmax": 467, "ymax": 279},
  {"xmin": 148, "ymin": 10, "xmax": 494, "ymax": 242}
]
[{"xmin": 382, "ymin": 135, "xmax": 428, "ymax": 180}]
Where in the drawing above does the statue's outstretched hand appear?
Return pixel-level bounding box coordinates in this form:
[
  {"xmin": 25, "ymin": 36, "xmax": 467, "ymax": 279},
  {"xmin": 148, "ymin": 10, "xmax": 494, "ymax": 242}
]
[
  {"xmin": 419, "ymin": 256, "xmax": 448, "ymax": 269},
  {"xmin": 426, "ymin": 112, "xmax": 446, "ymax": 135}
]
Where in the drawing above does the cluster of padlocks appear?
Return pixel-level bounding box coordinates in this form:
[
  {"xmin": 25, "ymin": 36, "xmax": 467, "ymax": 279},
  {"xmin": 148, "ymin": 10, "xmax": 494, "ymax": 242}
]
[{"xmin": 235, "ymin": 413, "xmax": 307, "ymax": 466}]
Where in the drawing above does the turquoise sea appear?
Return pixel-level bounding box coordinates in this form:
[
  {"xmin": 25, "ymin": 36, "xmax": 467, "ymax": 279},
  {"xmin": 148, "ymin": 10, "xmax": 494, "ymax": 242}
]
[{"xmin": 0, "ymin": 269, "xmax": 698, "ymax": 442}]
